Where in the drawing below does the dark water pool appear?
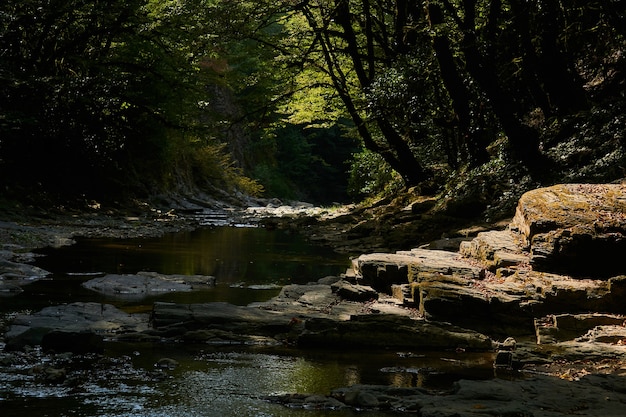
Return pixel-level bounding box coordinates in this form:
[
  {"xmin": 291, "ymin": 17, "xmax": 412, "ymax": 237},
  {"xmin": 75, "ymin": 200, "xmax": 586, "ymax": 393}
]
[
  {"xmin": 0, "ymin": 226, "xmax": 497, "ymax": 417},
  {"xmin": 3, "ymin": 226, "xmax": 349, "ymax": 313}
]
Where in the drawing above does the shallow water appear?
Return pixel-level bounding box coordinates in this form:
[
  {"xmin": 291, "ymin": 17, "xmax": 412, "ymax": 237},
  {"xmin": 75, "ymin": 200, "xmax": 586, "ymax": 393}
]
[
  {"xmin": 2, "ymin": 226, "xmax": 348, "ymax": 313},
  {"xmin": 1, "ymin": 226, "xmax": 497, "ymax": 416}
]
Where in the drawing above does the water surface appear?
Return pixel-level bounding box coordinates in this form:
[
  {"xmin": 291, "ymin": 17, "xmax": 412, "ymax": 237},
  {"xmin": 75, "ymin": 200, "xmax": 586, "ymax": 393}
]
[
  {"xmin": 0, "ymin": 225, "xmax": 497, "ymax": 417},
  {"xmin": 4, "ymin": 226, "xmax": 348, "ymax": 312}
]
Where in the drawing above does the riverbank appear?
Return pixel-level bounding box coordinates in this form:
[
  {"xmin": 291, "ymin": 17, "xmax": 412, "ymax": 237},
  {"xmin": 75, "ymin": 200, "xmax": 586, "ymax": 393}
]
[{"xmin": 1, "ymin": 186, "xmax": 626, "ymax": 416}]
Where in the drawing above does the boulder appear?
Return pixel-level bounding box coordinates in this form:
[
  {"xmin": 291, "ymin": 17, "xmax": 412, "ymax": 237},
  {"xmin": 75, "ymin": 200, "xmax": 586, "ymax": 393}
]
[{"xmin": 510, "ymin": 184, "xmax": 626, "ymax": 277}]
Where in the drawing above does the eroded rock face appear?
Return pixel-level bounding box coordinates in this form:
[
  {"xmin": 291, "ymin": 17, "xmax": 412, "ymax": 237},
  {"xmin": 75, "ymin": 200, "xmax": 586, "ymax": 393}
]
[
  {"xmin": 510, "ymin": 184, "xmax": 626, "ymax": 277},
  {"xmin": 459, "ymin": 229, "xmax": 529, "ymax": 269}
]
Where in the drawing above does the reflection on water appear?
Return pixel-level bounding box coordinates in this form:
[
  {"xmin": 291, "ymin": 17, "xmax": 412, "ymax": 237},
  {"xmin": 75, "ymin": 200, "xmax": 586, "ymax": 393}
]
[
  {"xmin": 0, "ymin": 341, "xmax": 496, "ymax": 417},
  {"xmin": 1, "ymin": 226, "xmax": 498, "ymax": 417},
  {"xmin": 2, "ymin": 226, "xmax": 348, "ymax": 312},
  {"xmin": 36, "ymin": 226, "xmax": 348, "ymax": 285}
]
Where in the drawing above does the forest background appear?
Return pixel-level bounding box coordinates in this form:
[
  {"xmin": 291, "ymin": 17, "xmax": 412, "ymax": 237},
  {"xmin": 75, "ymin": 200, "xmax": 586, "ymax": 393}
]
[{"xmin": 1, "ymin": 0, "xmax": 624, "ymax": 218}]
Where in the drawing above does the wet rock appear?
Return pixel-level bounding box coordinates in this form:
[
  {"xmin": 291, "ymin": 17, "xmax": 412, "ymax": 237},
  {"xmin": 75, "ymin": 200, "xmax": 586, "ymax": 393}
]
[
  {"xmin": 82, "ymin": 271, "xmax": 215, "ymax": 298},
  {"xmin": 4, "ymin": 302, "xmax": 149, "ymax": 350},
  {"xmin": 32, "ymin": 366, "xmax": 67, "ymax": 384},
  {"xmin": 150, "ymin": 281, "xmax": 493, "ymax": 350},
  {"xmin": 181, "ymin": 328, "xmax": 280, "ymax": 345},
  {"xmin": 272, "ymin": 375, "xmax": 626, "ymax": 416},
  {"xmin": 155, "ymin": 358, "xmax": 179, "ymax": 370},
  {"xmin": 343, "ymin": 389, "xmax": 380, "ymax": 408},
  {"xmin": 151, "ymin": 301, "xmax": 296, "ymax": 337},
  {"xmin": 299, "ymin": 314, "xmax": 493, "ymax": 350},
  {"xmin": 510, "ymin": 183, "xmax": 626, "ymax": 277},
  {"xmin": 4, "ymin": 327, "xmax": 51, "ymax": 351},
  {"xmin": 493, "ymin": 350, "xmax": 513, "ymax": 369},
  {"xmin": 265, "ymin": 393, "xmax": 347, "ymax": 410},
  {"xmin": 0, "ymin": 255, "xmax": 50, "ymax": 295},
  {"xmin": 0, "ymin": 353, "xmax": 18, "ymax": 366}
]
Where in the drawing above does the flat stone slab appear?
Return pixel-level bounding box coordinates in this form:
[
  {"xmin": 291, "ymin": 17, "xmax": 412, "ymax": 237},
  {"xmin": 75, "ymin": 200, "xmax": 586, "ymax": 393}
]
[
  {"xmin": 299, "ymin": 314, "xmax": 494, "ymax": 350},
  {"xmin": 151, "ymin": 301, "xmax": 294, "ymax": 333},
  {"xmin": 149, "ymin": 278, "xmax": 494, "ymax": 350},
  {"xmin": 82, "ymin": 271, "xmax": 216, "ymax": 298},
  {"xmin": 510, "ymin": 184, "xmax": 626, "ymax": 277},
  {"xmin": 4, "ymin": 302, "xmax": 150, "ymax": 350}
]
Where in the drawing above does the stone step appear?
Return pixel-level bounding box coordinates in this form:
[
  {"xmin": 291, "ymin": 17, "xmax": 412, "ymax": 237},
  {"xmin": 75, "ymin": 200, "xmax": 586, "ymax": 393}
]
[{"xmin": 351, "ymin": 249, "xmax": 481, "ymax": 292}]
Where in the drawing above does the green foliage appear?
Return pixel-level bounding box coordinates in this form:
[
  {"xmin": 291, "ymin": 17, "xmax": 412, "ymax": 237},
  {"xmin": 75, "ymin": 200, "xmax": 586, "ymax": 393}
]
[
  {"xmin": 348, "ymin": 149, "xmax": 403, "ymax": 198},
  {"xmin": 0, "ymin": 0, "xmax": 262, "ymax": 201},
  {"xmin": 2, "ymin": 0, "xmax": 624, "ymax": 210},
  {"xmin": 248, "ymin": 123, "xmax": 359, "ymax": 204}
]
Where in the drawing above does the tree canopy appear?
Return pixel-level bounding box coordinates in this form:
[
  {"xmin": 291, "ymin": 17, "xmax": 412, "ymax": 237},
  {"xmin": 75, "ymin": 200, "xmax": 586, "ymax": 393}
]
[{"xmin": 1, "ymin": 0, "xmax": 624, "ymax": 208}]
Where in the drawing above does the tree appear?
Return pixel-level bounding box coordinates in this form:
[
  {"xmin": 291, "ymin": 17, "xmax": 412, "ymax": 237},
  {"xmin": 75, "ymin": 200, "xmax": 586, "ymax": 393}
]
[
  {"xmin": 0, "ymin": 0, "xmax": 247, "ymax": 200},
  {"xmin": 204, "ymin": 0, "xmax": 625, "ymax": 195}
]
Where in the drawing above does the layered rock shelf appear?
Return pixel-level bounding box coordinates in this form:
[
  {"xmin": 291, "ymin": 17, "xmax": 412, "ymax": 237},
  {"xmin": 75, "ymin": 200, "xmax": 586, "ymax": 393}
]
[
  {"xmin": 351, "ymin": 184, "xmax": 626, "ymax": 339},
  {"xmin": 5, "ymin": 184, "xmax": 626, "ymax": 354}
]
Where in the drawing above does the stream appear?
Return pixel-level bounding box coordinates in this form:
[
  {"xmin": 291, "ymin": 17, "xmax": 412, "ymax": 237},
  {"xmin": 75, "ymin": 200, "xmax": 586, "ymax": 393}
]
[{"xmin": 1, "ymin": 225, "xmax": 496, "ymax": 417}]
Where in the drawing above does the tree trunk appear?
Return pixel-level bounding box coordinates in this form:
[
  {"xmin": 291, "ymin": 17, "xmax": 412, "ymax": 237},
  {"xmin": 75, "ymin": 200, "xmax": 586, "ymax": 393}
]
[
  {"xmin": 533, "ymin": 0, "xmax": 588, "ymax": 114},
  {"xmin": 329, "ymin": 0, "xmax": 431, "ymax": 186},
  {"xmin": 461, "ymin": 31, "xmax": 545, "ymax": 171},
  {"xmin": 428, "ymin": 4, "xmax": 490, "ymax": 168}
]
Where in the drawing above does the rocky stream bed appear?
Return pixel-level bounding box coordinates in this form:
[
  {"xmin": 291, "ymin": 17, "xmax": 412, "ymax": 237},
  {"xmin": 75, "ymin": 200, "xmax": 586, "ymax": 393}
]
[{"xmin": 1, "ymin": 184, "xmax": 626, "ymax": 416}]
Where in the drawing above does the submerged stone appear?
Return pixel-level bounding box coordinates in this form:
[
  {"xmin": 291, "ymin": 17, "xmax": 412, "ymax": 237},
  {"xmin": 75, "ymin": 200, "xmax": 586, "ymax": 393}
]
[{"xmin": 82, "ymin": 271, "xmax": 216, "ymax": 298}]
